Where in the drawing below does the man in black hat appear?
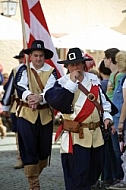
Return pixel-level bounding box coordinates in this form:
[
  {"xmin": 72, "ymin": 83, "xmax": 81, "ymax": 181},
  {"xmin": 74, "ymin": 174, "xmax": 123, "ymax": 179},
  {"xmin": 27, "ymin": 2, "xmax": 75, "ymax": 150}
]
[
  {"xmin": 14, "ymin": 40, "xmax": 58, "ymax": 190},
  {"xmin": 13, "ymin": 49, "xmax": 25, "ymax": 64},
  {"xmin": 1, "ymin": 49, "xmax": 25, "ymax": 169},
  {"xmin": 45, "ymin": 47, "xmax": 116, "ymax": 190}
]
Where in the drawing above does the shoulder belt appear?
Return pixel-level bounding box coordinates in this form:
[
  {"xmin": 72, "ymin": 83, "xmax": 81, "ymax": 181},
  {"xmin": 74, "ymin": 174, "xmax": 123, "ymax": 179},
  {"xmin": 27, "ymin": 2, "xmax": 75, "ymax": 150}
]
[
  {"xmin": 78, "ymin": 82, "xmax": 104, "ymax": 113},
  {"xmin": 31, "ymin": 68, "xmax": 44, "ymax": 90}
]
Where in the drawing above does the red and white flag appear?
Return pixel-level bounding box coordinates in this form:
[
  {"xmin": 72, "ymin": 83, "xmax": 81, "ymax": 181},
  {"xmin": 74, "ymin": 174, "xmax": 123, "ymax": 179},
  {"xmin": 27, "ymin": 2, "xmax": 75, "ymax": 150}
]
[{"xmin": 19, "ymin": 0, "xmax": 64, "ymax": 78}]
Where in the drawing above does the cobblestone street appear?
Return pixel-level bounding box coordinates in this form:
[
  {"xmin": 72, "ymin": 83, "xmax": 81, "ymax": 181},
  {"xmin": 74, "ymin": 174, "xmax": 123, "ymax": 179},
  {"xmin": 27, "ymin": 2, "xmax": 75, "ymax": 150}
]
[
  {"xmin": 0, "ymin": 133, "xmax": 65, "ymax": 190},
  {"xmin": 0, "ymin": 132, "xmax": 113, "ymax": 190}
]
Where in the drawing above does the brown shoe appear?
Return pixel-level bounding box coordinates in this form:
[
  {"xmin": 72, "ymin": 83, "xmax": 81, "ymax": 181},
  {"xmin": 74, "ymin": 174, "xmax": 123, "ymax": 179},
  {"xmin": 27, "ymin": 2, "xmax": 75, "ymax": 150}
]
[
  {"xmin": 14, "ymin": 159, "xmax": 24, "ymax": 169},
  {"xmin": 0, "ymin": 125, "xmax": 6, "ymax": 139}
]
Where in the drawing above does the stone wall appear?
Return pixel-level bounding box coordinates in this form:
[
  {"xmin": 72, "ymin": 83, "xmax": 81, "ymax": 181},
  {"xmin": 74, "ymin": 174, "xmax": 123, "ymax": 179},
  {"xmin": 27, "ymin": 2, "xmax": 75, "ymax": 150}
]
[{"xmin": 0, "ymin": 40, "xmax": 23, "ymax": 74}]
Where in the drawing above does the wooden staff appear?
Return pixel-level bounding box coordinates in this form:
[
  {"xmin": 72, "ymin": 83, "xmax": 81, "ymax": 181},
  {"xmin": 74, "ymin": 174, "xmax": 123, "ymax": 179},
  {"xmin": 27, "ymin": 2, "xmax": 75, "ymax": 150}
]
[{"xmin": 19, "ymin": 0, "xmax": 33, "ymax": 92}]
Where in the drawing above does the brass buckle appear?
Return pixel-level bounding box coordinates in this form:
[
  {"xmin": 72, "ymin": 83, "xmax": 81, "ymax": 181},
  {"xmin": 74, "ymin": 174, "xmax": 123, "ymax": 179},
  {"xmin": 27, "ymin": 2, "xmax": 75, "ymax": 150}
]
[
  {"xmin": 89, "ymin": 122, "xmax": 94, "ymax": 130},
  {"xmin": 87, "ymin": 93, "xmax": 95, "ymax": 102}
]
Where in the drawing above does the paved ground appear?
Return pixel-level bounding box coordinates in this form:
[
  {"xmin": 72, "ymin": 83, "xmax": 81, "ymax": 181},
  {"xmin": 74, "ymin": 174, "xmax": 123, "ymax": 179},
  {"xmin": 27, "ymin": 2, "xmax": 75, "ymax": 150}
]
[
  {"xmin": 0, "ymin": 132, "xmax": 65, "ymax": 190},
  {"xmin": 0, "ymin": 131, "xmax": 109, "ymax": 190},
  {"xmin": 0, "ymin": 122, "xmax": 124, "ymax": 190}
]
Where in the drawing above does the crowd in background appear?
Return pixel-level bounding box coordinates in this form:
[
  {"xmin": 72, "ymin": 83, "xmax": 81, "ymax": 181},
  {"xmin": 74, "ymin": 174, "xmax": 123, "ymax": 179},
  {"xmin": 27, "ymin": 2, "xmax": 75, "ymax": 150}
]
[{"xmin": 89, "ymin": 49, "xmax": 126, "ymax": 190}]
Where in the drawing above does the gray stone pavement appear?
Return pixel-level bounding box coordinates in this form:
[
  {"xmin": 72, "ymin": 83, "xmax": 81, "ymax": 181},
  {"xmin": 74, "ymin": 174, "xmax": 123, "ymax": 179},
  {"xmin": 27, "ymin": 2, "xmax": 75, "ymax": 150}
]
[
  {"xmin": 0, "ymin": 132, "xmax": 109, "ymax": 190},
  {"xmin": 0, "ymin": 132, "xmax": 65, "ymax": 190}
]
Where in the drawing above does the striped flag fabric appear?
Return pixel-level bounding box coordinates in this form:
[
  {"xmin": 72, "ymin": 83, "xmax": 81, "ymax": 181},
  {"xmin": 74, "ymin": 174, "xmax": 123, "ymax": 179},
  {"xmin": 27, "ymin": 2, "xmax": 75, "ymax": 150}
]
[{"xmin": 19, "ymin": 0, "xmax": 64, "ymax": 77}]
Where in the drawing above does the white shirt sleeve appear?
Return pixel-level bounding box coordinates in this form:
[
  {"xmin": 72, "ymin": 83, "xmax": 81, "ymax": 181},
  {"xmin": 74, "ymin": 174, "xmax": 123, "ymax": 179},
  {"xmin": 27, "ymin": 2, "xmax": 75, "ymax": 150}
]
[
  {"xmin": 99, "ymin": 88, "xmax": 113, "ymax": 121},
  {"xmin": 17, "ymin": 69, "xmax": 32, "ymax": 101},
  {"xmin": 58, "ymin": 75, "xmax": 78, "ymax": 93},
  {"xmin": 122, "ymin": 78, "xmax": 126, "ymax": 88}
]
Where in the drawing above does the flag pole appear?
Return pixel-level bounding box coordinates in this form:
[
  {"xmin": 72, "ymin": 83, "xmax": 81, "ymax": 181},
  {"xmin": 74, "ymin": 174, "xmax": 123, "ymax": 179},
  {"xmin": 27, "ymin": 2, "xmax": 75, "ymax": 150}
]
[
  {"xmin": 19, "ymin": 0, "xmax": 33, "ymax": 92},
  {"xmin": 19, "ymin": 0, "xmax": 27, "ymax": 49}
]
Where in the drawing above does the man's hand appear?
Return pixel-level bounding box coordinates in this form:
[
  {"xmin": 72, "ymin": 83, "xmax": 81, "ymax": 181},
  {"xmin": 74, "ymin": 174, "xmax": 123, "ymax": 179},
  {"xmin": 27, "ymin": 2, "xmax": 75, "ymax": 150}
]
[
  {"xmin": 70, "ymin": 70, "xmax": 84, "ymax": 82},
  {"xmin": 118, "ymin": 122, "xmax": 123, "ymax": 133},
  {"xmin": 104, "ymin": 119, "xmax": 116, "ymax": 134},
  {"xmin": 27, "ymin": 94, "xmax": 43, "ymax": 111}
]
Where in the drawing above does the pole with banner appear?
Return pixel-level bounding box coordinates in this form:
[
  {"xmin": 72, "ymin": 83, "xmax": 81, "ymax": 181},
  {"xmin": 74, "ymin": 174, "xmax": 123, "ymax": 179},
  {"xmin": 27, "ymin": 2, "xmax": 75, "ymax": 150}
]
[
  {"xmin": 19, "ymin": 0, "xmax": 64, "ymax": 78},
  {"xmin": 19, "ymin": 0, "xmax": 33, "ymax": 91}
]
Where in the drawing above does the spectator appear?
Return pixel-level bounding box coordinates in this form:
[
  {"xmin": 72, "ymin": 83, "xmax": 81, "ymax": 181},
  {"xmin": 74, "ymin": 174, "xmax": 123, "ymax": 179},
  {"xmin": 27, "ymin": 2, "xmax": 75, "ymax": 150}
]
[
  {"xmin": 98, "ymin": 60, "xmax": 111, "ymax": 93},
  {"xmin": 108, "ymin": 51, "xmax": 126, "ymax": 189},
  {"xmin": 105, "ymin": 48, "xmax": 122, "ymax": 101},
  {"xmin": 0, "ymin": 72, "xmax": 7, "ymax": 138},
  {"xmin": 3, "ymin": 73, "xmax": 9, "ymax": 86},
  {"xmin": 103, "ymin": 48, "xmax": 124, "ymax": 188}
]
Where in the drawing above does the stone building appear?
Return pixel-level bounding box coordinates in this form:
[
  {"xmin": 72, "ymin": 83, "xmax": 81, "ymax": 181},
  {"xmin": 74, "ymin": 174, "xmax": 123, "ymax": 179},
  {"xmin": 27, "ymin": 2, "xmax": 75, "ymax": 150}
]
[{"xmin": 0, "ymin": 0, "xmax": 126, "ymax": 73}]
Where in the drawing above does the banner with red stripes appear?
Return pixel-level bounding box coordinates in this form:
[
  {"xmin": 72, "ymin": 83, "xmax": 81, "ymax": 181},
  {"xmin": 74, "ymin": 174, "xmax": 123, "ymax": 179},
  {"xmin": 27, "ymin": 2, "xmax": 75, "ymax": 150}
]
[{"xmin": 19, "ymin": 0, "xmax": 64, "ymax": 78}]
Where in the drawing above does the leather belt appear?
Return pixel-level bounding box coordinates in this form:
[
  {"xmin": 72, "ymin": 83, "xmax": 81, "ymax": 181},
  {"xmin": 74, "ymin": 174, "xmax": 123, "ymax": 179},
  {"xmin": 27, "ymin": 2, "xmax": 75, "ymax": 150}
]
[
  {"xmin": 11, "ymin": 96, "xmax": 20, "ymax": 109},
  {"xmin": 63, "ymin": 119, "xmax": 100, "ymax": 139},
  {"xmin": 78, "ymin": 82, "xmax": 104, "ymax": 113},
  {"xmin": 80, "ymin": 121, "xmax": 100, "ymax": 130},
  {"xmin": 15, "ymin": 98, "xmax": 20, "ymax": 104},
  {"xmin": 20, "ymin": 102, "xmax": 49, "ymax": 110},
  {"xmin": 79, "ymin": 121, "xmax": 100, "ymax": 139}
]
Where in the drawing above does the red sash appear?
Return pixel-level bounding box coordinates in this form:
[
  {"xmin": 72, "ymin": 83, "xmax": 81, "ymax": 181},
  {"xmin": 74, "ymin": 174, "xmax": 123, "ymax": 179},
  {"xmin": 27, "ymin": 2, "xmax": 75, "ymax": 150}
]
[{"xmin": 74, "ymin": 85, "xmax": 99, "ymax": 122}]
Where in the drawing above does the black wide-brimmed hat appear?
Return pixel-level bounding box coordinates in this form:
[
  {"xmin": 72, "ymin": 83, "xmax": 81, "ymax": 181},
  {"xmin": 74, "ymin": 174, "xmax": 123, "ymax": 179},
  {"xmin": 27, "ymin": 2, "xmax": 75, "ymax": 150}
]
[
  {"xmin": 57, "ymin": 48, "xmax": 92, "ymax": 64},
  {"xmin": 13, "ymin": 49, "xmax": 25, "ymax": 59},
  {"xmin": 23, "ymin": 40, "xmax": 53, "ymax": 59}
]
